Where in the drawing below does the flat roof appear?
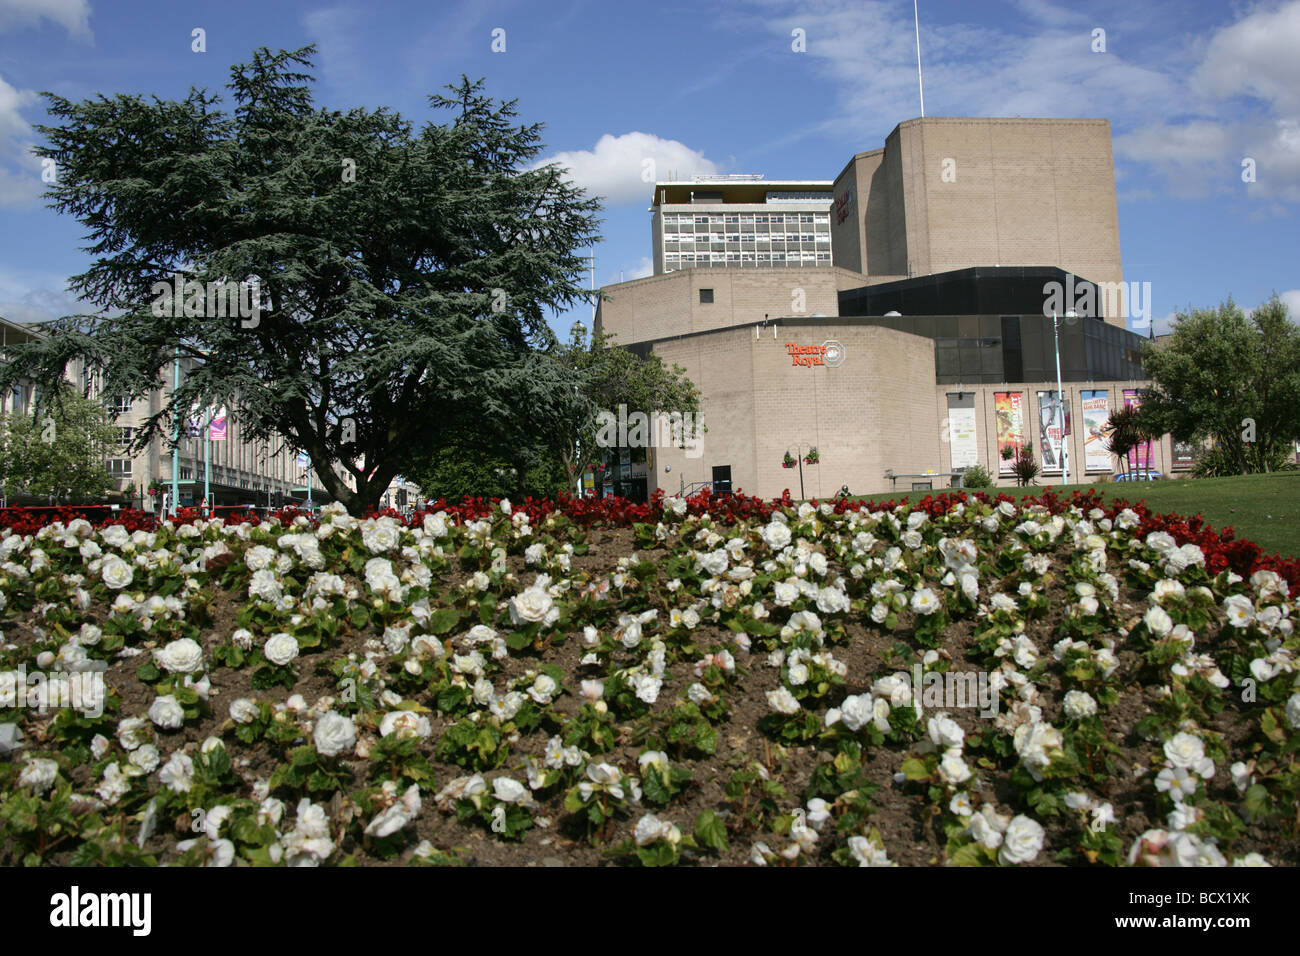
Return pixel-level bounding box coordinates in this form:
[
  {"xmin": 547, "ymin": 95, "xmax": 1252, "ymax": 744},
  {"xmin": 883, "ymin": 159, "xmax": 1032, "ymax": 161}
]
[{"xmin": 652, "ymin": 180, "xmax": 834, "ymax": 207}]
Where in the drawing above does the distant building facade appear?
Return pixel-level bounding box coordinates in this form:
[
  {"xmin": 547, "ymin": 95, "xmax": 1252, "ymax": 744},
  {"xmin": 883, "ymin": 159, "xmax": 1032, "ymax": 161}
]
[{"xmin": 596, "ymin": 117, "xmax": 1172, "ymax": 501}]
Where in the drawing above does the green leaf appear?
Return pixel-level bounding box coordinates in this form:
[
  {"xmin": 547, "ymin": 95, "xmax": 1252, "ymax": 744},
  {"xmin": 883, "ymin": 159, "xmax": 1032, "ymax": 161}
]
[
  {"xmin": 693, "ymin": 810, "xmax": 729, "ymax": 853},
  {"xmin": 948, "ymin": 841, "xmax": 990, "ymax": 867},
  {"xmin": 428, "ymin": 607, "xmax": 461, "ymax": 635},
  {"xmin": 135, "ymin": 661, "xmax": 161, "ymax": 683},
  {"xmin": 642, "ymin": 767, "xmax": 671, "ymax": 805},
  {"xmin": 900, "ymin": 757, "xmax": 930, "ymax": 781},
  {"xmin": 634, "ymin": 841, "xmax": 678, "ymax": 867}
]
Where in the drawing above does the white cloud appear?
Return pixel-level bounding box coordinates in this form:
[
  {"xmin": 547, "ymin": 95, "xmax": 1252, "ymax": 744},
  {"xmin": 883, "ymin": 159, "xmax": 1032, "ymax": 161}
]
[
  {"xmin": 0, "ymin": 73, "xmax": 41, "ymax": 207},
  {"xmin": 0, "ymin": 0, "xmax": 91, "ymax": 39},
  {"xmin": 538, "ymin": 132, "xmax": 720, "ymax": 206},
  {"xmin": 1192, "ymin": 1, "xmax": 1300, "ymax": 116},
  {"xmin": 742, "ymin": 0, "xmax": 1299, "ymax": 202},
  {"xmin": 609, "ymin": 257, "xmax": 653, "ymax": 283},
  {"xmin": 0, "ymin": 266, "xmax": 95, "ymax": 326},
  {"xmin": 302, "ymin": 6, "xmax": 367, "ymax": 91},
  {"xmin": 1279, "ymin": 289, "xmax": 1300, "ymax": 319}
]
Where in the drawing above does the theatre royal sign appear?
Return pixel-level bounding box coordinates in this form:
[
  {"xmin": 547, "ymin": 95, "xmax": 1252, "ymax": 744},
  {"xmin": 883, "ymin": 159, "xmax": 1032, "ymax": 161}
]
[{"xmin": 785, "ymin": 340, "xmax": 845, "ymax": 367}]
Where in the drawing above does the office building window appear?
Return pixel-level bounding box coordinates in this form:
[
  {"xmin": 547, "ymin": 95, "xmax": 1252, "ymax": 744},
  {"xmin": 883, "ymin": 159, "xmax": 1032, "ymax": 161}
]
[{"xmin": 106, "ymin": 458, "xmax": 132, "ymax": 477}]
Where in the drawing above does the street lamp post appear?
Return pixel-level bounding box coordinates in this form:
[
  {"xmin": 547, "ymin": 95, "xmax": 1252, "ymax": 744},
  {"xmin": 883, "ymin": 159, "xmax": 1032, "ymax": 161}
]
[
  {"xmin": 170, "ymin": 356, "xmax": 180, "ymax": 517},
  {"xmin": 1053, "ymin": 311, "xmax": 1070, "ymax": 487}
]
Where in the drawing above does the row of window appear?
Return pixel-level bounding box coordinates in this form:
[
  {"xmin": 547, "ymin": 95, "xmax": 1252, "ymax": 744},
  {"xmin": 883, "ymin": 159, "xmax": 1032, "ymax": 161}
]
[
  {"xmin": 662, "ymin": 212, "xmax": 830, "ymax": 226},
  {"xmin": 666, "ymin": 233, "xmax": 829, "ymax": 243},
  {"xmin": 665, "ymin": 252, "xmax": 832, "ymax": 268},
  {"xmin": 665, "ymin": 240, "xmax": 831, "ymax": 251}
]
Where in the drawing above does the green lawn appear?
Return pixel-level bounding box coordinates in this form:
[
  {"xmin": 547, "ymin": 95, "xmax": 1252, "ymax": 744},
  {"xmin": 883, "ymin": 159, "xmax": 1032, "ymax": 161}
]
[{"xmin": 847, "ymin": 472, "xmax": 1300, "ymax": 560}]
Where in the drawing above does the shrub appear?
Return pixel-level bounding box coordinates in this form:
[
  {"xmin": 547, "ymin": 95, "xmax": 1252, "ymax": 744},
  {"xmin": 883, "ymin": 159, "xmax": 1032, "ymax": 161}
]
[
  {"xmin": 960, "ymin": 464, "xmax": 994, "ymax": 489},
  {"xmin": 1012, "ymin": 443, "xmax": 1040, "ymax": 487}
]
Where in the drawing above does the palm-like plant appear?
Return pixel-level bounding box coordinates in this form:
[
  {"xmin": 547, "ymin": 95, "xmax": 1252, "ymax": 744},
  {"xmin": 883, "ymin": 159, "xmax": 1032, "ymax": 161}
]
[{"xmin": 1107, "ymin": 405, "xmax": 1153, "ymax": 477}]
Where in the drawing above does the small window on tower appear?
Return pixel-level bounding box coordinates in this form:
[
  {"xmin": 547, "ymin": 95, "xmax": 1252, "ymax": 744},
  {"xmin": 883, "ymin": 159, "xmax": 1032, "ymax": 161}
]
[{"xmin": 699, "ymin": 289, "xmax": 714, "ymax": 304}]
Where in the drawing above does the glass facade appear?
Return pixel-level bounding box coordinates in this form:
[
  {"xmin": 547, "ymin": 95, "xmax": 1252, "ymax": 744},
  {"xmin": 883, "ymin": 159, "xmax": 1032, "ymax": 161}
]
[{"xmin": 661, "ymin": 210, "xmax": 832, "ymax": 271}]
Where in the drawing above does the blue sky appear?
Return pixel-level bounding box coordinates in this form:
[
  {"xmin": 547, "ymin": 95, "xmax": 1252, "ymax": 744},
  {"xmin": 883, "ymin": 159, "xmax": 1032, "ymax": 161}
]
[{"xmin": 0, "ymin": 0, "xmax": 1296, "ymax": 339}]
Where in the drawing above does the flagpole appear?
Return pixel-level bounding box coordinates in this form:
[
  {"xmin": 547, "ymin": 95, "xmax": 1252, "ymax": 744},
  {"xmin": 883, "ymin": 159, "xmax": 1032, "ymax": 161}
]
[{"xmin": 914, "ymin": 0, "xmax": 925, "ymax": 118}]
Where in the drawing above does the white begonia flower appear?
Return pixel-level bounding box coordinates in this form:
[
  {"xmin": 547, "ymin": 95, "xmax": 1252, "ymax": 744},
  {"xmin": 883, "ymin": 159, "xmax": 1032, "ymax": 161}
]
[
  {"xmin": 19, "ymin": 757, "xmax": 58, "ymax": 793},
  {"xmin": 1222, "ymin": 594, "xmax": 1255, "ymax": 629},
  {"xmin": 96, "ymin": 762, "xmax": 131, "ymax": 804},
  {"xmin": 263, "ymin": 633, "xmax": 300, "ymax": 666},
  {"xmin": 510, "ymin": 581, "xmax": 559, "ymax": 627},
  {"xmin": 117, "ymin": 716, "xmax": 152, "ymax": 751},
  {"xmin": 379, "ymin": 710, "xmax": 432, "ymax": 740},
  {"xmin": 361, "ymin": 520, "xmax": 401, "ymax": 554},
  {"xmin": 634, "ymin": 812, "xmax": 682, "ymax": 847},
  {"xmin": 631, "ymin": 672, "xmax": 662, "ymax": 704},
  {"xmin": 938, "ymin": 752, "xmax": 972, "ymax": 786},
  {"xmin": 928, "ymin": 714, "xmax": 965, "ymax": 751},
  {"xmin": 998, "ymin": 815, "xmax": 1045, "ymax": 865},
  {"xmin": 129, "ymin": 743, "xmax": 160, "ymax": 773},
  {"xmin": 101, "ymin": 555, "xmax": 134, "ymax": 590},
  {"xmin": 148, "ymin": 695, "xmax": 185, "ymax": 730},
  {"xmin": 968, "ymin": 806, "xmax": 1009, "ymax": 849},
  {"xmin": 1143, "ymin": 605, "xmax": 1173, "ymax": 637},
  {"xmin": 155, "ymin": 637, "xmax": 204, "ymax": 674},
  {"xmin": 529, "ymin": 674, "xmax": 558, "ymax": 704},
  {"xmin": 159, "ymin": 752, "xmax": 195, "ymax": 793},
  {"xmin": 847, "ymin": 835, "xmax": 894, "ymax": 867},
  {"xmin": 364, "ymin": 785, "xmax": 422, "ymax": 838},
  {"xmin": 832, "ymin": 697, "xmax": 873, "ymax": 733},
  {"xmin": 248, "ymin": 568, "xmax": 283, "ymax": 603},
  {"xmin": 772, "ymin": 580, "xmax": 800, "ymax": 607},
  {"xmin": 761, "ymin": 520, "xmax": 792, "ymax": 551},
  {"xmin": 229, "ymin": 698, "xmax": 260, "ymax": 724},
  {"xmin": 815, "ymin": 585, "xmax": 850, "ymax": 615},
  {"xmin": 766, "ymin": 687, "xmax": 801, "ymax": 715},
  {"xmin": 1063, "ymin": 690, "xmax": 1097, "ymax": 719},
  {"xmin": 313, "ymin": 711, "xmax": 356, "ymax": 757},
  {"xmin": 910, "ymin": 588, "xmax": 940, "ymax": 615},
  {"xmin": 493, "ymin": 777, "xmax": 529, "ymax": 804},
  {"xmin": 1162, "ymin": 732, "xmax": 1206, "ymax": 770},
  {"xmin": 1155, "ymin": 766, "xmax": 1199, "ymax": 802}
]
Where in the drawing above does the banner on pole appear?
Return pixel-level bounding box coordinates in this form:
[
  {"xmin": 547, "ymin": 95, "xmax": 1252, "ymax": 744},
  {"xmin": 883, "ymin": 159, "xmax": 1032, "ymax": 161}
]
[{"xmin": 209, "ymin": 405, "xmax": 227, "ymax": 441}]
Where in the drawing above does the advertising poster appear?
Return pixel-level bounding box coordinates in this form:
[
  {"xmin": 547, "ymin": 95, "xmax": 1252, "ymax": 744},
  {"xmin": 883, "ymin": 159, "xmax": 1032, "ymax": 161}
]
[
  {"xmin": 948, "ymin": 407, "xmax": 978, "ymax": 469},
  {"xmin": 1123, "ymin": 389, "xmax": 1152, "ymax": 473},
  {"xmin": 994, "ymin": 392, "xmax": 1025, "ymax": 475},
  {"xmin": 1080, "ymin": 390, "xmax": 1112, "ymax": 472},
  {"xmin": 1172, "ymin": 439, "xmax": 1200, "ymax": 470},
  {"xmin": 1036, "ymin": 391, "xmax": 1066, "ymax": 474}
]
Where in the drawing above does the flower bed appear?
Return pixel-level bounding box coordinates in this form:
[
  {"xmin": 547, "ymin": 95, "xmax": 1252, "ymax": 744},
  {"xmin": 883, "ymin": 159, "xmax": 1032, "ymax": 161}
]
[{"xmin": 0, "ymin": 492, "xmax": 1296, "ymax": 866}]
